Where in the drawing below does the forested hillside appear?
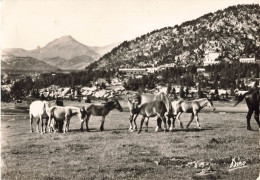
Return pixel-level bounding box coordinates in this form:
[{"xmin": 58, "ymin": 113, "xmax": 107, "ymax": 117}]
[{"xmin": 89, "ymin": 4, "xmax": 260, "ymax": 70}]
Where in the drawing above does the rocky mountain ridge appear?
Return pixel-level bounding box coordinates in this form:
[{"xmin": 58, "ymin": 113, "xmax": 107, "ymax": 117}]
[{"xmin": 89, "ymin": 4, "xmax": 260, "ymax": 70}]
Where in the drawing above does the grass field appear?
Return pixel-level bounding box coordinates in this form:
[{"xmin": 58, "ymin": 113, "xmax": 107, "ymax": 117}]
[{"xmin": 1, "ymin": 100, "xmax": 260, "ymax": 180}]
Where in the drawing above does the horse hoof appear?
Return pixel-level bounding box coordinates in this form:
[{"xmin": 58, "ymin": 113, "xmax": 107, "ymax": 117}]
[
  {"xmin": 138, "ymin": 131, "xmax": 141, "ymax": 134},
  {"xmin": 30, "ymin": 130, "xmax": 33, "ymax": 133},
  {"xmin": 155, "ymin": 126, "xmax": 162, "ymax": 132},
  {"xmin": 198, "ymin": 127, "xmax": 201, "ymax": 129},
  {"xmin": 247, "ymin": 127, "xmax": 253, "ymax": 131},
  {"xmin": 130, "ymin": 129, "xmax": 136, "ymax": 132}
]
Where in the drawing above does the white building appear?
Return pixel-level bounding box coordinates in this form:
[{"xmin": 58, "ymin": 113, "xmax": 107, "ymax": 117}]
[
  {"xmin": 204, "ymin": 52, "xmax": 220, "ymax": 66},
  {"xmin": 239, "ymin": 57, "xmax": 255, "ymax": 63},
  {"xmin": 197, "ymin": 67, "xmax": 206, "ymax": 72},
  {"xmin": 146, "ymin": 67, "xmax": 162, "ymax": 73},
  {"xmin": 119, "ymin": 68, "xmax": 147, "ymax": 75}
]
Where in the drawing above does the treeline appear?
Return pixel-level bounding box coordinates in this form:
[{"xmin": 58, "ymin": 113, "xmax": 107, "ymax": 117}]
[
  {"xmin": 4, "ymin": 62, "xmax": 259, "ymax": 100},
  {"xmin": 123, "ymin": 62, "xmax": 259, "ymax": 91}
]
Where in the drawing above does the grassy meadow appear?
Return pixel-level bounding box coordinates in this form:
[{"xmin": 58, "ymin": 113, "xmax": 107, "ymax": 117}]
[{"xmin": 1, "ymin": 100, "xmax": 260, "ymax": 180}]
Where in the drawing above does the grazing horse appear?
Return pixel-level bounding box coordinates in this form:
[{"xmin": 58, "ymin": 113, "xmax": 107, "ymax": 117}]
[
  {"xmin": 47, "ymin": 106, "xmax": 85, "ymax": 133},
  {"xmin": 170, "ymin": 98, "xmax": 215, "ymax": 130},
  {"xmin": 29, "ymin": 100, "xmax": 50, "ymax": 134},
  {"xmin": 127, "ymin": 93, "xmax": 172, "ymax": 132},
  {"xmin": 234, "ymin": 89, "xmax": 260, "ymax": 130},
  {"xmin": 82, "ymin": 99, "xmax": 123, "ymax": 131},
  {"xmin": 136, "ymin": 100, "xmax": 168, "ymax": 134}
]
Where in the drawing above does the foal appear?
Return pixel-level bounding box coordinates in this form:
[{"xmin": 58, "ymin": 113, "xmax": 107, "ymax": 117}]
[
  {"xmin": 137, "ymin": 100, "xmax": 168, "ymax": 134},
  {"xmin": 81, "ymin": 99, "xmax": 123, "ymax": 131}
]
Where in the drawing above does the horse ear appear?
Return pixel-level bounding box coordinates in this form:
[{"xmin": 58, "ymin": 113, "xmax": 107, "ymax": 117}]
[{"xmin": 80, "ymin": 107, "xmax": 85, "ymax": 112}]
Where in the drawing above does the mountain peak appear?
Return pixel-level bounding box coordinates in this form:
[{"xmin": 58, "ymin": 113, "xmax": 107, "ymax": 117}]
[{"xmin": 46, "ymin": 35, "xmax": 77, "ymax": 47}]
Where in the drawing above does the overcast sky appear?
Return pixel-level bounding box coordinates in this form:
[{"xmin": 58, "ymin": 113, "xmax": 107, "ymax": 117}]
[{"xmin": 1, "ymin": 0, "xmax": 259, "ymax": 50}]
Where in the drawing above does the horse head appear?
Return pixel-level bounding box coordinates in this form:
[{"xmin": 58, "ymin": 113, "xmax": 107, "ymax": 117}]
[
  {"xmin": 206, "ymin": 98, "xmax": 216, "ymax": 111},
  {"xmin": 79, "ymin": 107, "xmax": 87, "ymax": 121},
  {"xmin": 107, "ymin": 99, "xmax": 123, "ymax": 112},
  {"xmin": 127, "ymin": 97, "xmax": 139, "ymax": 113}
]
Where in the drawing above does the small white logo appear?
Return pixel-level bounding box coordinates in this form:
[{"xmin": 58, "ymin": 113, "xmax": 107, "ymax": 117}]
[{"xmin": 229, "ymin": 157, "xmax": 247, "ymax": 171}]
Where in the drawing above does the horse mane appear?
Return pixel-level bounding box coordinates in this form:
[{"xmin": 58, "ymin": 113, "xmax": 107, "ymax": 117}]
[{"xmin": 104, "ymin": 100, "xmax": 116, "ymax": 107}]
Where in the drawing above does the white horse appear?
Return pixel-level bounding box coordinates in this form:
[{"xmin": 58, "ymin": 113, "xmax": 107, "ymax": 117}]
[
  {"xmin": 29, "ymin": 100, "xmax": 50, "ymax": 134},
  {"xmin": 47, "ymin": 106, "xmax": 85, "ymax": 133}
]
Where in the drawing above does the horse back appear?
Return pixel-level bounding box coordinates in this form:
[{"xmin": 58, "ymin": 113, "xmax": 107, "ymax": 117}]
[
  {"xmin": 140, "ymin": 100, "xmax": 166, "ymax": 117},
  {"xmin": 86, "ymin": 104, "xmax": 104, "ymax": 116},
  {"xmin": 49, "ymin": 106, "xmax": 73, "ymax": 121},
  {"xmin": 29, "ymin": 100, "xmax": 48, "ymax": 117}
]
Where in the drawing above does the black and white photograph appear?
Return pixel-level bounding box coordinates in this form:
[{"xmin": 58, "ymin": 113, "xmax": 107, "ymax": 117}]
[{"xmin": 1, "ymin": 0, "xmax": 260, "ymax": 179}]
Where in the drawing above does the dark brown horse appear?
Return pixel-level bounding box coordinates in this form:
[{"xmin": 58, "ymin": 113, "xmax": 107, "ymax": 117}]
[
  {"xmin": 234, "ymin": 89, "xmax": 260, "ymax": 130},
  {"xmin": 82, "ymin": 99, "xmax": 123, "ymax": 131}
]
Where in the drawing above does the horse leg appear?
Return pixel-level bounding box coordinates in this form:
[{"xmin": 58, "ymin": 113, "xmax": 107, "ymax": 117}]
[
  {"xmin": 85, "ymin": 114, "xmax": 91, "ymax": 132},
  {"xmin": 66, "ymin": 118, "xmax": 70, "ymax": 133},
  {"xmin": 254, "ymin": 107, "xmax": 260, "ymax": 128},
  {"xmin": 44, "ymin": 117, "xmax": 48, "ymax": 134},
  {"xmin": 138, "ymin": 116, "xmax": 145, "ymax": 134},
  {"xmin": 186, "ymin": 113, "xmax": 194, "ymax": 129},
  {"xmin": 169, "ymin": 114, "xmax": 176, "ymax": 132},
  {"xmin": 81, "ymin": 114, "xmax": 89, "ymax": 131},
  {"xmin": 145, "ymin": 118, "xmax": 149, "ymax": 132},
  {"xmin": 63, "ymin": 116, "xmax": 69, "ymax": 133},
  {"xmin": 129, "ymin": 114, "xmax": 134, "ymax": 131},
  {"xmin": 36, "ymin": 118, "xmax": 40, "ymax": 133},
  {"xmin": 47, "ymin": 116, "xmax": 51, "ymax": 133},
  {"xmin": 246, "ymin": 109, "xmax": 254, "ymax": 130},
  {"xmin": 160, "ymin": 115, "xmax": 168, "ymax": 132},
  {"xmin": 133, "ymin": 114, "xmax": 139, "ymax": 131},
  {"xmin": 194, "ymin": 112, "xmax": 201, "ymax": 129},
  {"xmin": 40, "ymin": 115, "xmax": 45, "ymax": 134},
  {"xmin": 100, "ymin": 116, "xmax": 105, "ymax": 131},
  {"xmin": 30, "ymin": 114, "xmax": 33, "ymax": 132},
  {"xmin": 155, "ymin": 117, "xmax": 162, "ymax": 132},
  {"xmin": 176, "ymin": 112, "xmax": 184, "ymax": 129}
]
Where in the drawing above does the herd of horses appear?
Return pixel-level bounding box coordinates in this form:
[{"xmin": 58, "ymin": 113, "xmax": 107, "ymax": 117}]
[{"xmin": 29, "ymin": 89, "xmax": 260, "ymax": 134}]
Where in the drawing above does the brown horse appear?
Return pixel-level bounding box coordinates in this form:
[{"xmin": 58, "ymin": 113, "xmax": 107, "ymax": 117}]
[
  {"xmin": 127, "ymin": 93, "xmax": 172, "ymax": 132},
  {"xmin": 234, "ymin": 89, "xmax": 260, "ymax": 130},
  {"xmin": 82, "ymin": 99, "xmax": 123, "ymax": 131},
  {"xmin": 136, "ymin": 100, "xmax": 168, "ymax": 134},
  {"xmin": 170, "ymin": 98, "xmax": 215, "ymax": 130}
]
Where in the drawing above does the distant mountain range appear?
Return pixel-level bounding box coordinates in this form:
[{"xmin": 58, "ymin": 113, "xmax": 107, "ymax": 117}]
[
  {"xmin": 1, "ymin": 55, "xmax": 59, "ymax": 71},
  {"xmin": 89, "ymin": 4, "xmax": 260, "ymax": 70},
  {"xmin": 2, "ymin": 35, "xmax": 120, "ymax": 70}
]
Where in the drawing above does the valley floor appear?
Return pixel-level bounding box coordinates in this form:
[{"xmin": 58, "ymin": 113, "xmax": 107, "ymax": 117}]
[{"xmin": 1, "ymin": 101, "xmax": 259, "ymax": 180}]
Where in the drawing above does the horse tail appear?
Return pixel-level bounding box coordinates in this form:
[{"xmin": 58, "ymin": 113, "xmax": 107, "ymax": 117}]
[
  {"xmin": 158, "ymin": 93, "xmax": 172, "ymax": 114},
  {"xmin": 234, "ymin": 93, "xmax": 247, "ymax": 107}
]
